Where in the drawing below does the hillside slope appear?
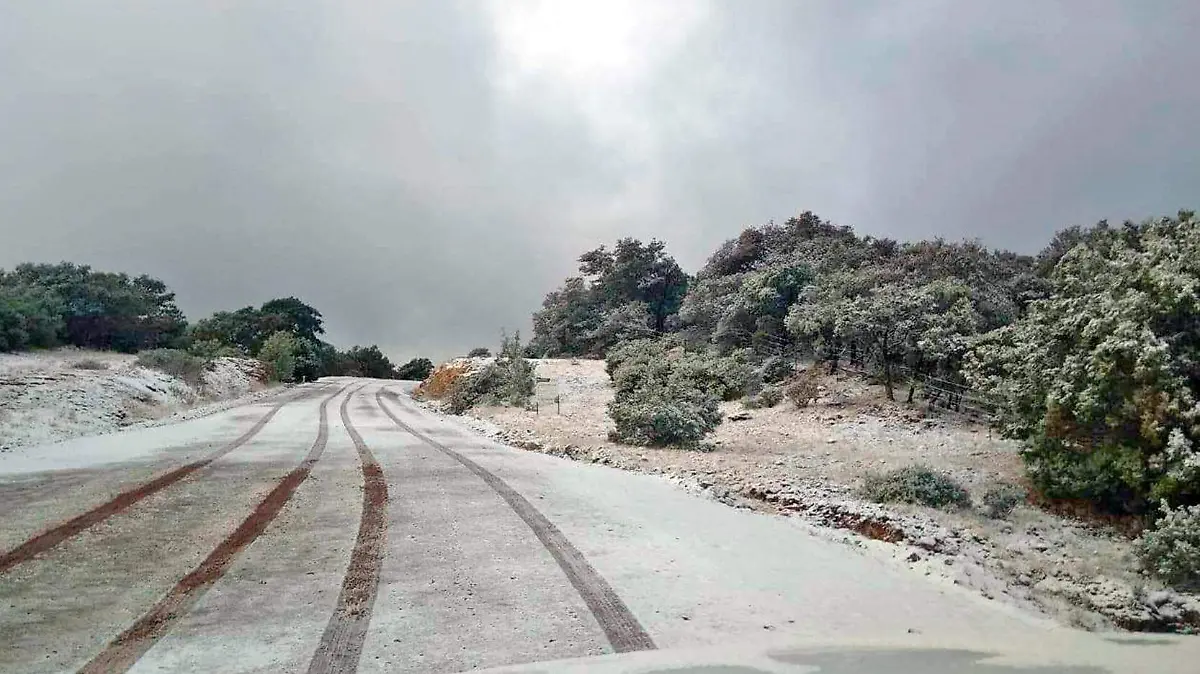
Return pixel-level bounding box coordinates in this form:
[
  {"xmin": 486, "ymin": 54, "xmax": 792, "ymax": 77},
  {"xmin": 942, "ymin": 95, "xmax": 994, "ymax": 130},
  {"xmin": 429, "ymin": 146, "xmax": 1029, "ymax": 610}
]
[
  {"xmin": 445, "ymin": 358, "xmax": 1200, "ymax": 634},
  {"xmin": 0, "ymin": 348, "xmax": 271, "ymax": 452}
]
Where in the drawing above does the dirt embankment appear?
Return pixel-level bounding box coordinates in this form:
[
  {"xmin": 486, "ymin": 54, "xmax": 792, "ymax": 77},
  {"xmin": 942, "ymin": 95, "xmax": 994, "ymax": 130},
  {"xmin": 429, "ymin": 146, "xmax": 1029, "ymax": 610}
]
[
  {"xmin": 433, "ymin": 358, "xmax": 1199, "ymax": 634},
  {"xmin": 0, "ymin": 348, "xmax": 272, "ymax": 453}
]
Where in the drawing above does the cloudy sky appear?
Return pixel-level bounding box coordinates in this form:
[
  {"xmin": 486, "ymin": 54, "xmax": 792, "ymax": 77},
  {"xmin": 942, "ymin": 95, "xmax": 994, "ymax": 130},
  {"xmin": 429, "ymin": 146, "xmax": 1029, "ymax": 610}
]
[{"xmin": 2, "ymin": 1, "xmax": 1197, "ymax": 360}]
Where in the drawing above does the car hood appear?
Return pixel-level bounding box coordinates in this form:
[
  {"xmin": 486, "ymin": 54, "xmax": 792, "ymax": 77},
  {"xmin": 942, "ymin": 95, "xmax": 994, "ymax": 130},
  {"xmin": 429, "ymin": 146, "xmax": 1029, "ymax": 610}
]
[{"xmin": 470, "ymin": 631, "xmax": 1200, "ymax": 674}]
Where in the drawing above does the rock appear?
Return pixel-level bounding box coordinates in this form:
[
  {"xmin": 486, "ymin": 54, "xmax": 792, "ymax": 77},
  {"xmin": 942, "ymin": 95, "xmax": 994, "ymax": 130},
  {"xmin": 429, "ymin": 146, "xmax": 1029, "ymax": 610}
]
[
  {"xmin": 915, "ymin": 536, "xmax": 939, "ymax": 551},
  {"xmin": 825, "ymin": 438, "xmax": 837, "ymax": 444},
  {"xmin": 1155, "ymin": 604, "xmax": 1183, "ymax": 622},
  {"xmin": 1147, "ymin": 590, "xmax": 1175, "ymax": 608},
  {"xmin": 906, "ymin": 551, "xmax": 922, "ymax": 563},
  {"xmin": 727, "ymin": 411, "xmax": 752, "ymax": 421},
  {"xmin": 1033, "ymin": 577, "xmax": 1063, "ymax": 595}
]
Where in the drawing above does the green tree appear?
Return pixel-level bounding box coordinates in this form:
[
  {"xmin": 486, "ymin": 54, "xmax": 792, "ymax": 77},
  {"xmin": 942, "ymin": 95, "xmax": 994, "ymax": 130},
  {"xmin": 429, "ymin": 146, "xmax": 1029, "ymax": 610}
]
[
  {"xmin": 790, "ymin": 280, "xmax": 981, "ymax": 400},
  {"xmin": 291, "ymin": 338, "xmax": 327, "ymax": 382},
  {"xmin": 1, "ymin": 263, "xmax": 185, "ymax": 352},
  {"xmin": 258, "ymin": 297, "xmax": 324, "ymax": 343},
  {"xmin": 258, "ymin": 331, "xmax": 298, "ymax": 382},
  {"xmin": 529, "ymin": 276, "xmax": 602, "ymax": 356},
  {"xmin": 341, "ymin": 345, "xmax": 397, "ymax": 379},
  {"xmin": 189, "ymin": 297, "xmax": 323, "ymax": 356},
  {"xmin": 0, "ymin": 283, "xmax": 64, "ymax": 351},
  {"xmin": 189, "ymin": 307, "xmax": 264, "ymax": 354},
  {"xmin": 531, "ymin": 239, "xmax": 688, "ymax": 356},
  {"xmin": 395, "ymin": 357, "xmax": 434, "ymax": 380}
]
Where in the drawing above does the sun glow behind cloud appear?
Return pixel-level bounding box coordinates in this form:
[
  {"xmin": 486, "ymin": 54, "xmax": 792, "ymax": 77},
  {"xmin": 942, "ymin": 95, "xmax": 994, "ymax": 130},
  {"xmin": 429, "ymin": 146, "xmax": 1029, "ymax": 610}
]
[{"xmin": 483, "ymin": 0, "xmax": 711, "ymax": 245}]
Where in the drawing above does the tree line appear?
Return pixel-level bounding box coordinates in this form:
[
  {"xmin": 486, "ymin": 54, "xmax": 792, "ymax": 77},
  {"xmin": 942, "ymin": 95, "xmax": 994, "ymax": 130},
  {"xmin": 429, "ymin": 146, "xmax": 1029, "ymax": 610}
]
[
  {"xmin": 530, "ymin": 210, "xmax": 1200, "ymax": 519},
  {"xmin": 0, "ymin": 262, "xmax": 432, "ymax": 382}
]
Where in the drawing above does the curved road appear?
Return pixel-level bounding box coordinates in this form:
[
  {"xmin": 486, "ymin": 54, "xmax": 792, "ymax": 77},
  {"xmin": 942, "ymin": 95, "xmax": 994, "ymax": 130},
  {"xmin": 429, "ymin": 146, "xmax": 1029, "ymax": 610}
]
[{"xmin": 0, "ymin": 379, "xmax": 1192, "ymax": 673}]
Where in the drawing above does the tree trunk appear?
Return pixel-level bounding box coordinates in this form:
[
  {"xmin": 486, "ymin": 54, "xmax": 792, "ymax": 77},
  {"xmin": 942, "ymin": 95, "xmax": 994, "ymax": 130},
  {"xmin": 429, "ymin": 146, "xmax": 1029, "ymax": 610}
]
[
  {"xmin": 882, "ymin": 343, "xmax": 894, "ymax": 400},
  {"xmin": 907, "ymin": 354, "xmax": 923, "ymax": 403}
]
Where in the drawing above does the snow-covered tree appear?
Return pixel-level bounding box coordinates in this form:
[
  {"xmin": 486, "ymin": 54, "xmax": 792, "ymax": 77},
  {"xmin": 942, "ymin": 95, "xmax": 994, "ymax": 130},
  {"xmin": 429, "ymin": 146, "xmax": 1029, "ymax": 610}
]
[{"xmin": 967, "ymin": 212, "xmax": 1200, "ymax": 513}]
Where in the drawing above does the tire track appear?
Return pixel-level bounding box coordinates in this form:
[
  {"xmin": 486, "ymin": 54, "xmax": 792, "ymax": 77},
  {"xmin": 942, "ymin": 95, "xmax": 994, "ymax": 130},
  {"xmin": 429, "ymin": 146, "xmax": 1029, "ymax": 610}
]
[
  {"xmin": 375, "ymin": 389, "xmax": 656, "ymax": 654},
  {"xmin": 307, "ymin": 387, "xmax": 389, "ymax": 674},
  {"xmin": 0, "ymin": 386, "xmax": 321, "ymax": 575},
  {"xmin": 76, "ymin": 385, "xmax": 351, "ymax": 674}
]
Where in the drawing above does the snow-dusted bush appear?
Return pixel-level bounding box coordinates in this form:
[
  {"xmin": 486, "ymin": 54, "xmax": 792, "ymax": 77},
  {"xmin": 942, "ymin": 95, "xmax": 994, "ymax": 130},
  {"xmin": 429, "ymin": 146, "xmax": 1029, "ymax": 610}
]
[
  {"xmin": 744, "ymin": 385, "xmax": 784, "ymax": 409},
  {"xmin": 980, "ymin": 483, "xmax": 1027, "ymax": 519},
  {"xmin": 605, "ymin": 339, "xmax": 727, "ymax": 447},
  {"xmin": 1137, "ymin": 502, "xmax": 1200, "ymax": 591},
  {"xmin": 136, "ymin": 349, "xmax": 206, "ymax": 384},
  {"xmin": 861, "ymin": 465, "xmax": 971, "ymax": 509},
  {"xmin": 608, "ymin": 384, "xmax": 721, "ymax": 448}
]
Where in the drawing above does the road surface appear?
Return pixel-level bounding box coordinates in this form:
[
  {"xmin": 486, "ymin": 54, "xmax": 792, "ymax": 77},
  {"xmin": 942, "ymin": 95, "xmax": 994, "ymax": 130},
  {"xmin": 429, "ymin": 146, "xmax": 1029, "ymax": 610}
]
[{"xmin": 0, "ymin": 378, "xmax": 1193, "ymax": 673}]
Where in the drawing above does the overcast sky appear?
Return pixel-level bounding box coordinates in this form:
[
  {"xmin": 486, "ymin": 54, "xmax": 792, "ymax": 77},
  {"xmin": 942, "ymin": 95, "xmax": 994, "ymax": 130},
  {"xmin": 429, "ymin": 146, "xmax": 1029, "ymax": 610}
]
[{"xmin": 2, "ymin": 1, "xmax": 1197, "ymax": 361}]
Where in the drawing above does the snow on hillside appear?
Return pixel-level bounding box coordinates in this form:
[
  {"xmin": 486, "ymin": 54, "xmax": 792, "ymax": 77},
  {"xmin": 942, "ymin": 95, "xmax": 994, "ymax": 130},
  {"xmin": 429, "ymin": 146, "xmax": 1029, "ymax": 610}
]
[{"xmin": 0, "ymin": 348, "xmax": 272, "ymax": 453}]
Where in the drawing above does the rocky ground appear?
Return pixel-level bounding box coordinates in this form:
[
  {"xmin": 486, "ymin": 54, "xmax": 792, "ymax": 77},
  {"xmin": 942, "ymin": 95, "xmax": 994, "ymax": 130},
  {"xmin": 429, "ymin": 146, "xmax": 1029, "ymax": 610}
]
[
  {"xmin": 422, "ymin": 357, "xmax": 1200, "ymax": 634},
  {"xmin": 0, "ymin": 348, "xmax": 275, "ymax": 453}
]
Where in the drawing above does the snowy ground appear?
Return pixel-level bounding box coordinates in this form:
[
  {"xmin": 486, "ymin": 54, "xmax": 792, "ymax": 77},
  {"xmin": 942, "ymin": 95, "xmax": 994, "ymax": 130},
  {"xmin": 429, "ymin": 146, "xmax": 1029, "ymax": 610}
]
[
  {"xmin": 424, "ymin": 358, "xmax": 1200, "ymax": 634},
  {"xmin": 0, "ymin": 348, "xmax": 275, "ymax": 455}
]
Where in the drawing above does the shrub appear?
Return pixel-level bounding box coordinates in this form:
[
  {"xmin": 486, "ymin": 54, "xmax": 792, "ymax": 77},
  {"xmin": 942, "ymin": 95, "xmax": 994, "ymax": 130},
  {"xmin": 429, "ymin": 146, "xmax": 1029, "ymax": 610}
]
[
  {"xmin": 291, "ymin": 337, "xmax": 325, "ymax": 382},
  {"xmin": 72, "ymin": 358, "xmax": 108, "ymax": 370},
  {"xmin": 670, "ymin": 353, "xmax": 756, "ymax": 401},
  {"xmin": 1137, "ymin": 502, "xmax": 1200, "ymax": 591},
  {"xmin": 467, "ymin": 347, "xmax": 491, "ymax": 357},
  {"xmin": 446, "ymin": 364, "xmax": 506, "ymax": 414},
  {"xmin": 605, "ymin": 338, "xmax": 726, "ymax": 447},
  {"xmin": 444, "ymin": 333, "xmax": 535, "ymax": 414},
  {"xmin": 188, "ymin": 338, "xmax": 244, "ymax": 359},
  {"xmin": 980, "ymin": 483, "xmax": 1027, "ymax": 519},
  {"xmin": 136, "ymin": 349, "xmax": 206, "ymax": 384},
  {"xmin": 607, "ymin": 339, "xmax": 755, "ymax": 401},
  {"xmin": 784, "ymin": 370, "xmax": 821, "ymax": 408},
  {"xmin": 760, "ymin": 356, "xmax": 794, "ymax": 384},
  {"xmin": 607, "ymin": 385, "xmax": 721, "ymax": 447},
  {"xmin": 744, "ymin": 386, "xmax": 783, "ymax": 409},
  {"xmin": 605, "ymin": 338, "xmax": 659, "ymax": 379},
  {"xmin": 395, "ymin": 357, "xmax": 434, "ymax": 381},
  {"xmin": 258, "ymin": 331, "xmax": 298, "ymax": 382},
  {"xmin": 861, "ymin": 465, "xmax": 971, "ymax": 509}
]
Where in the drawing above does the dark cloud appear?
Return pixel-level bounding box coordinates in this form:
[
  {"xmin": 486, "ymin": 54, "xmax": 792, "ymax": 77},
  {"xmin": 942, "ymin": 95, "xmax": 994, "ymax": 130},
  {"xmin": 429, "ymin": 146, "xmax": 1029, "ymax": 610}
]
[{"xmin": 2, "ymin": 1, "xmax": 1197, "ymax": 360}]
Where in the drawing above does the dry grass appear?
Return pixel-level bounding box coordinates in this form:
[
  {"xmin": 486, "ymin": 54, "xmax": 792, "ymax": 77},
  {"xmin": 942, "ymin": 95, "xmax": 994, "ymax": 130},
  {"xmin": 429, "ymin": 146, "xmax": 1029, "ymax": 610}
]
[{"xmin": 414, "ymin": 360, "xmax": 475, "ymax": 400}]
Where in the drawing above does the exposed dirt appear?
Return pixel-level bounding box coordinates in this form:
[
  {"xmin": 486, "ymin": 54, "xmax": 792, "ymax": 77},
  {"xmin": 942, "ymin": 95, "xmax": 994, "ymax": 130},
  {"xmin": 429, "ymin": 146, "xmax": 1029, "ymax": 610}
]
[{"xmin": 439, "ymin": 358, "xmax": 1200, "ymax": 634}]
